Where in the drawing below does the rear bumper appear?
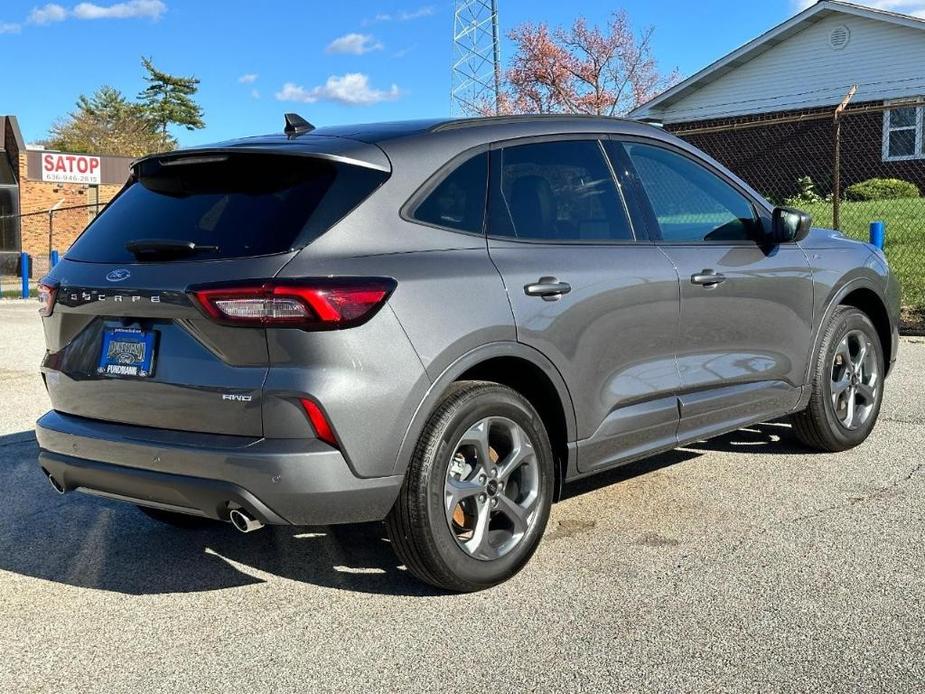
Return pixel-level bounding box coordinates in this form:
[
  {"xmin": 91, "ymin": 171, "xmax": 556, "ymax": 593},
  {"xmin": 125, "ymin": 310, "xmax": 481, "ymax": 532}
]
[{"xmin": 35, "ymin": 411, "xmax": 403, "ymax": 526}]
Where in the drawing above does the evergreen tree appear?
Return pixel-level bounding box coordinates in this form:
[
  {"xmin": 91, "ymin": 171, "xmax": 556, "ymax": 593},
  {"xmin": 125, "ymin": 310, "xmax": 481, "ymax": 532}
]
[{"xmin": 137, "ymin": 56, "xmax": 206, "ymax": 135}]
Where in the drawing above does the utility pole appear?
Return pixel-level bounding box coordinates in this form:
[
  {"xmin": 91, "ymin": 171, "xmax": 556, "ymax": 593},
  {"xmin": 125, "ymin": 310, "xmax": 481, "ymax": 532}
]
[{"xmin": 452, "ymin": 0, "xmax": 502, "ymax": 116}]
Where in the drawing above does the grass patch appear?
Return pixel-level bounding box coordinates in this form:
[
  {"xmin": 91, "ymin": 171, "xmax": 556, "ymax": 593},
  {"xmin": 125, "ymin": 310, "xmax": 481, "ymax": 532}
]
[
  {"xmin": 802, "ymin": 198, "xmax": 925, "ymax": 309},
  {"xmin": 0, "ymin": 288, "xmax": 37, "ymax": 299}
]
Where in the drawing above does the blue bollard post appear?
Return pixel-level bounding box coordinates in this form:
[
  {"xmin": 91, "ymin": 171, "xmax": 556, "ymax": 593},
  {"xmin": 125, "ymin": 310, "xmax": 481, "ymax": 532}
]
[
  {"xmin": 20, "ymin": 252, "xmax": 30, "ymax": 299},
  {"xmin": 869, "ymin": 221, "xmax": 885, "ymax": 250},
  {"xmin": 50, "ymin": 250, "xmax": 60, "ymax": 268}
]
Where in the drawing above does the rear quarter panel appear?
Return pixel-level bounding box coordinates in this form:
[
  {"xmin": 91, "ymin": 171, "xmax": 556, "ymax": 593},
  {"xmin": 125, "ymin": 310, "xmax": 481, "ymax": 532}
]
[{"xmin": 274, "ymin": 236, "xmax": 516, "ymax": 478}]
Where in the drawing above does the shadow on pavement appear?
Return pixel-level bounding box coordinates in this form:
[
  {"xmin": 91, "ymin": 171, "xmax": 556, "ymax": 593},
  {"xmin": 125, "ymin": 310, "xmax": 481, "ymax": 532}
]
[
  {"xmin": 0, "ymin": 422, "xmax": 804, "ymax": 596},
  {"xmin": 0, "ymin": 430, "xmax": 438, "ymax": 597},
  {"xmin": 683, "ymin": 420, "xmax": 806, "ymax": 455}
]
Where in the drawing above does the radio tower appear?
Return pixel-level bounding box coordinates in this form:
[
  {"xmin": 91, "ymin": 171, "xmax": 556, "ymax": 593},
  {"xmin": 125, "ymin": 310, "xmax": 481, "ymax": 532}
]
[{"xmin": 451, "ymin": 0, "xmax": 501, "ymax": 116}]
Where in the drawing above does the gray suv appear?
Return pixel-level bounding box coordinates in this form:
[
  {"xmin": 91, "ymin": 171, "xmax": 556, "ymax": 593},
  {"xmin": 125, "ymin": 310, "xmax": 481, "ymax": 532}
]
[{"xmin": 35, "ymin": 115, "xmax": 900, "ymax": 592}]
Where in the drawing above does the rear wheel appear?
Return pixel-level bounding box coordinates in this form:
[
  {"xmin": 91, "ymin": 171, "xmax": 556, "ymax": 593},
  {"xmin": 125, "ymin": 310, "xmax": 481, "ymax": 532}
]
[
  {"xmin": 791, "ymin": 306, "xmax": 884, "ymax": 451},
  {"xmin": 386, "ymin": 381, "xmax": 554, "ymax": 592},
  {"xmin": 137, "ymin": 506, "xmax": 217, "ymax": 529}
]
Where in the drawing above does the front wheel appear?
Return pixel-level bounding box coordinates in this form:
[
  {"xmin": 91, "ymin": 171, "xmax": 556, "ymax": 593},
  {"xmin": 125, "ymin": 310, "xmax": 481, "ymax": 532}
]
[
  {"xmin": 386, "ymin": 381, "xmax": 554, "ymax": 592},
  {"xmin": 791, "ymin": 306, "xmax": 884, "ymax": 451}
]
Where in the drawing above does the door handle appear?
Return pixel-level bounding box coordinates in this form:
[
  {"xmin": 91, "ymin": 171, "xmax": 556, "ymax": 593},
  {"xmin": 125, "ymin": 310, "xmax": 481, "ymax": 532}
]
[
  {"xmin": 691, "ymin": 270, "xmax": 726, "ymax": 287},
  {"xmin": 524, "ymin": 277, "xmax": 572, "ymax": 301}
]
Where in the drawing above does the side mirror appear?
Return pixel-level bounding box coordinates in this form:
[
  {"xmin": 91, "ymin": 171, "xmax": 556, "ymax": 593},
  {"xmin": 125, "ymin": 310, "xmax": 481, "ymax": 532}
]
[{"xmin": 771, "ymin": 206, "xmax": 812, "ymax": 244}]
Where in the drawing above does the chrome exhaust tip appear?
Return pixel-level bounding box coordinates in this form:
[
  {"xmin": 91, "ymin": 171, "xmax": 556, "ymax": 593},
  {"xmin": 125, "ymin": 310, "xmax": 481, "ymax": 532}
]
[
  {"xmin": 229, "ymin": 508, "xmax": 264, "ymax": 533},
  {"xmin": 43, "ymin": 469, "xmax": 66, "ymax": 495}
]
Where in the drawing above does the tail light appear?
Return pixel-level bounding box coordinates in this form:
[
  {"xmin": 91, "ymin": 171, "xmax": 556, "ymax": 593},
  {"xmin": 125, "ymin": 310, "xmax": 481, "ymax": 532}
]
[
  {"xmin": 38, "ymin": 282, "xmax": 57, "ymax": 317},
  {"xmin": 190, "ymin": 278, "xmax": 396, "ymax": 330}
]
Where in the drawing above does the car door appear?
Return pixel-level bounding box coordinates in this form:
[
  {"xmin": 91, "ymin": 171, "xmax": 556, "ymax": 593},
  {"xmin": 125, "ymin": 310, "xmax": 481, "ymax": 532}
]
[
  {"xmin": 612, "ymin": 139, "xmax": 814, "ymax": 443},
  {"xmin": 486, "ymin": 137, "xmax": 681, "ymax": 473}
]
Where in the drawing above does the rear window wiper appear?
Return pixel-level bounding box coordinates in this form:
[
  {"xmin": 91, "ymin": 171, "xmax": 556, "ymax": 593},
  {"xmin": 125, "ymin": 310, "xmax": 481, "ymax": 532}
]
[{"xmin": 125, "ymin": 239, "xmax": 220, "ymax": 260}]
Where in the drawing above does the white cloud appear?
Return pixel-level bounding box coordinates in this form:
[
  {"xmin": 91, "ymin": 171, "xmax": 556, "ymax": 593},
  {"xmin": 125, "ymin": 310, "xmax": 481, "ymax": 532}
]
[
  {"xmin": 397, "ymin": 6, "xmax": 434, "ymax": 20},
  {"xmin": 26, "ymin": 0, "xmax": 166, "ymax": 24},
  {"xmin": 250, "ymin": 89, "xmax": 260, "ymax": 99},
  {"xmin": 72, "ymin": 0, "xmax": 166, "ymax": 20},
  {"xmin": 0, "ymin": 22, "xmax": 22, "ymax": 33},
  {"xmin": 275, "ymin": 73, "xmax": 401, "ymax": 106},
  {"xmin": 28, "ymin": 4, "xmax": 67, "ymax": 24},
  {"xmin": 238, "ymin": 73, "xmax": 258, "ymax": 84},
  {"xmin": 365, "ymin": 5, "xmax": 434, "ymax": 24},
  {"xmin": 326, "ymin": 33, "xmax": 383, "ymax": 55},
  {"xmin": 791, "ymin": 0, "xmax": 925, "ymax": 17}
]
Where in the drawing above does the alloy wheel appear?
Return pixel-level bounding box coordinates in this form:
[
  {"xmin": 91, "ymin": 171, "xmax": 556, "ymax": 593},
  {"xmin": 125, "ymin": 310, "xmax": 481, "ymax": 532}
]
[
  {"xmin": 444, "ymin": 417, "xmax": 541, "ymax": 561},
  {"xmin": 830, "ymin": 329, "xmax": 879, "ymax": 430}
]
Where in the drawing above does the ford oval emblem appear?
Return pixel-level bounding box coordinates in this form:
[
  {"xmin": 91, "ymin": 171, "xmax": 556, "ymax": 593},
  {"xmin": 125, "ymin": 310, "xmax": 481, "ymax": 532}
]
[{"xmin": 106, "ymin": 269, "xmax": 131, "ymax": 283}]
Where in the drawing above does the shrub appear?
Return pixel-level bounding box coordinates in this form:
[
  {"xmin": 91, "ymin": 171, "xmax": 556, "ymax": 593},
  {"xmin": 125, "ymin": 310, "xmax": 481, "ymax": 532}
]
[
  {"xmin": 784, "ymin": 176, "xmax": 829, "ymax": 207},
  {"xmin": 845, "ymin": 178, "xmax": 920, "ymax": 202}
]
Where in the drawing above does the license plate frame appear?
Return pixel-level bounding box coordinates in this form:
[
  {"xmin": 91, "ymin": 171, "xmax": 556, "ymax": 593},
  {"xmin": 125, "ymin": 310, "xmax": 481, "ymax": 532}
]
[{"xmin": 97, "ymin": 327, "xmax": 157, "ymax": 379}]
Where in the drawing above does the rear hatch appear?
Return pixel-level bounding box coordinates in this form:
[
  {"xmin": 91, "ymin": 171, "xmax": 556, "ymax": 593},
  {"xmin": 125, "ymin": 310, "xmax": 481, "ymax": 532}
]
[{"xmin": 39, "ymin": 145, "xmax": 389, "ymax": 436}]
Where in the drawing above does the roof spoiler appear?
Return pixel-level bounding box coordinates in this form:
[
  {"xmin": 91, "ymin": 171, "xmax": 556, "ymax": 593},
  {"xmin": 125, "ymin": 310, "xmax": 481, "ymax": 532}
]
[{"xmin": 284, "ymin": 113, "xmax": 315, "ymax": 136}]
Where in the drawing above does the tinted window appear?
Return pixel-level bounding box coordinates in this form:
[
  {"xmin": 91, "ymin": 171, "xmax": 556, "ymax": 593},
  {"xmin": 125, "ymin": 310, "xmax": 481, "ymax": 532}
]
[
  {"xmin": 413, "ymin": 152, "xmax": 487, "ymax": 233},
  {"xmin": 490, "ymin": 140, "xmax": 633, "ymax": 242},
  {"xmin": 0, "ymin": 186, "xmax": 17, "ymax": 251},
  {"xmin": 67, "ymin": 154, "xmax": 388, "ymax": 262},
  {"xmin": 624, "ymin": 143, "xmax": 758, "ymax": 243},
  {"xmin": 0, "ymin": 153, "xmax": 15, "ymax": 185}
]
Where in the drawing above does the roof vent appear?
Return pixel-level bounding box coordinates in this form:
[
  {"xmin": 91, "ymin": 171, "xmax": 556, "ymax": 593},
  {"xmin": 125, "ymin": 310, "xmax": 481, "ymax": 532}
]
[{"xmin": 829, "ymin": 24, "xmax": 850, "ymax": 50}]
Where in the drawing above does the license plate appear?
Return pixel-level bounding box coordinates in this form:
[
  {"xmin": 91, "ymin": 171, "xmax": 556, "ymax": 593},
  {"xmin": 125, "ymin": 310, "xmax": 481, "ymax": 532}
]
[{"xmin": 98, "ymin": 328, "xmax": 157, "ymax": 378}]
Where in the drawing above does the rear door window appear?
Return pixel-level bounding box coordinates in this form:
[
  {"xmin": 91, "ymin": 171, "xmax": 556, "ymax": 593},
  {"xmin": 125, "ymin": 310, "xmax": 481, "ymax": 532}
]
[
  {"xmin": 489, "ymin": 140, "xmax": 633, "ymax": 242},
  {"xmin": 411, "ymin": 151, "xmax": 488, "ymax": 233},
  {"xmin": 66, "ymin": 153, "xmax": 388, "ymax": 262}
]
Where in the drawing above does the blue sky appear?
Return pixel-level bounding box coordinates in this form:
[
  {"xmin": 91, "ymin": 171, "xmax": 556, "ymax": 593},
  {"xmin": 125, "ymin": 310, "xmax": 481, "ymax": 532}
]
[{"xmin": 0, "ymin": 0, "xmax": 915, "ymax": 146}]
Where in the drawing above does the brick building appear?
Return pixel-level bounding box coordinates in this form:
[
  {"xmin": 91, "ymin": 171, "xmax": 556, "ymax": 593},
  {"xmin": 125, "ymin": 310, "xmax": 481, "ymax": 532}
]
[
  {"xmin": 629, "ymin": 0, "xmax": 925, "ymax": 200},
  {"xmin": 1, "ymin": 115, "xmax": 132, "ymax": 262}
]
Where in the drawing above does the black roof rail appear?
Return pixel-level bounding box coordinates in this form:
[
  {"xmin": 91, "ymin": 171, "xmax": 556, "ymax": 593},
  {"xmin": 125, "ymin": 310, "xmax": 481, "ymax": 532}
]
[{"xmin": 430, "ymin": 113, "xmax": 633, "ymax": 133}]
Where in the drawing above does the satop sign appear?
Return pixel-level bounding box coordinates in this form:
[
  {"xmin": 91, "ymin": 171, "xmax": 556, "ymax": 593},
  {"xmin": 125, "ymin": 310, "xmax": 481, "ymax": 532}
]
[{"xmin": 41, "ymin": 152, "xmax": 102, "ymax": 185}]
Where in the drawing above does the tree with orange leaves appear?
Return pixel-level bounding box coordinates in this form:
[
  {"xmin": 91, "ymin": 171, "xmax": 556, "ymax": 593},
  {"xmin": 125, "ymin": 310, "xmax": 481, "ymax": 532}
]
[{"xmin": 481, "ymin": 11, "xmax": 678, "ymax": 117}]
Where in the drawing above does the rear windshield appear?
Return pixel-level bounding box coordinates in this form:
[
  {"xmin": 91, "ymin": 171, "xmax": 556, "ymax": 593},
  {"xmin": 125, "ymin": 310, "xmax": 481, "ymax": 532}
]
[{"xmin": 66, "ymin": 153, "xmax": 388, "ymax": 262}]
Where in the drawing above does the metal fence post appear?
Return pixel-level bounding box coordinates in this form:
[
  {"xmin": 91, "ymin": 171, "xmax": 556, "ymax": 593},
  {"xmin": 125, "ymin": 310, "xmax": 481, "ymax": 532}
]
[
  {"xmin": 833, "ymin": 118, "xmax": 842, "ymax": 231},
  {"xmin": 47, "ymin": 200, "xmax": 64, "ymax": 259},
  {"xmin": 20, "ymin": 252, "xmax": 30, "ymax": 299},
  {"xmin": 832, "ymin": 85, "xmax": 857, "ymax": 232}
]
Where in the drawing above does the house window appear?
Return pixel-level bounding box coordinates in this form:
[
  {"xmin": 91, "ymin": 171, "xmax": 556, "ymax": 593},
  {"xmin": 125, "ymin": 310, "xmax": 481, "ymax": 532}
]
[{"xmin": 883, "ymin": 100, "xmax": 924, "ymax": 161}]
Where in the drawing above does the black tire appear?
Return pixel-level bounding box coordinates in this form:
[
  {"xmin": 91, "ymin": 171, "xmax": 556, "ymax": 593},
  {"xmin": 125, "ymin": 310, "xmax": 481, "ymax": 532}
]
[
  {"xmin": 791, "ymin": 306, "xmax": 884, "ymax": 452},
  {"xmin": 386, "ymin": 381, "xmax": 555, "ymax": 592},
  {"xmin": 137, "ymin": 506, "xmax": 217, "ymax": 529}
]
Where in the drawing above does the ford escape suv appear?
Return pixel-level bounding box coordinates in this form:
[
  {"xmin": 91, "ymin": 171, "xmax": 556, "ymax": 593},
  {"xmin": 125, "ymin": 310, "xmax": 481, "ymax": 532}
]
[{"xmin": 35, "ymin": 114, "xmax": 900, "ymax": 592}]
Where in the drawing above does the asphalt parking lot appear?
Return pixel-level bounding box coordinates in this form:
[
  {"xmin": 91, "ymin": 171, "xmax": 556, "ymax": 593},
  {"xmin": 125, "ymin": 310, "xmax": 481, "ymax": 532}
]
[{"xmin": 1, "ymin": 298, "xmax": 923, "ymax": 693}]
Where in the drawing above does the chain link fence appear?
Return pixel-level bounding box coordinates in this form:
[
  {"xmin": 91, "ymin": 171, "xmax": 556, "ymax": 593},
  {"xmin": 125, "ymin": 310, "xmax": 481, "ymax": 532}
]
[
  {"xmin": 671, "ymin": 98, "xmax": 925, "ymax": 330},
  {"xmin": 0, "ymin": 202, "xmax": 111, "ymax": 296}
]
